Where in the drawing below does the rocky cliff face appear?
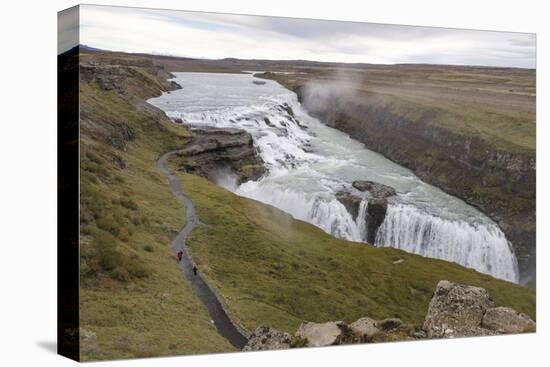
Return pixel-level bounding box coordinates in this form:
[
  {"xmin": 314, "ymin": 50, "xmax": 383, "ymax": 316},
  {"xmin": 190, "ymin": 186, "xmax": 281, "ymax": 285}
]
[
  {"xmin": 172, "ymin": 127, "xmax": 265, "ymax": 186},
  {"xmin": 243, "ymin": 280, "xmax": 535, "ymax": 351},
  {"xmin": 296, "ymin": 88, "xmax": 535, "ymax": 286},
  {"xmin": 336, "ymin": 180, "xmax": 396, "ymax": 243},
  {"xmin": 79, "ymin": 54, "xmax": 184, "ymax": 156},
  {"xmin": 80, "ymin": 58, "xmax": 181, "ymax": 100}
]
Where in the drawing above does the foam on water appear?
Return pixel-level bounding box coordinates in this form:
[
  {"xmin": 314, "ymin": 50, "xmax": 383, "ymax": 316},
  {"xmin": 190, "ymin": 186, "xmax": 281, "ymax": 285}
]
[{"xmin": 149, "ymin": 72, "xmax": 519, "ymax": 282}]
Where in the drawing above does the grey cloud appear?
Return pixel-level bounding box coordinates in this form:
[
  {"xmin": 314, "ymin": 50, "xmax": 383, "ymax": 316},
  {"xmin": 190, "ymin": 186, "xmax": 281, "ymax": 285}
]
[{"xmin": 77, "ymin": 5, "xmax": 536, "ymax": 68}]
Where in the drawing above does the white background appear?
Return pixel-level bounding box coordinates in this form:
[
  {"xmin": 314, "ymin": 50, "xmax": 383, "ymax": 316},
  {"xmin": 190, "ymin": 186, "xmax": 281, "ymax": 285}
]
[{"xmin": 0, "ymin": 0, "xmax": 548, "ymax": 365}]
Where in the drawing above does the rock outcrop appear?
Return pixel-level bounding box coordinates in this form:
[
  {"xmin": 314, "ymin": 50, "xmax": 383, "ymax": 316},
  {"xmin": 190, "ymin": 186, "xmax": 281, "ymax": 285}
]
[
  {"xmin": 243, "ymin": 280, "xmax": 535, "ymax": 351},
  {"xmin": 79, "ymin": 56, "xmax": 184, "ymax": 155},
  {"xmin": 335, "ymin": 191, "xmax": 362, "ymax": 219},
  {"xmin": 423, "ymin": 280, "xmax": 535, "ymax": 338},
  {"xmin": 482, "ymin": 306, "xmax": 536, "ymax": 334},
  {"xmin": 336, "ymin": 180, "xmax": 396, "ymax": 243},
  {"xmin": 349, "ymin": 317, "xmax": 380, "ymax": 339},
  {"xmin": 174, "ymin": 127, "xmax": 265, "ymax": 184},
  {"xmin": 423, "ymin": 280, "xmax": 495, "ymax": 338},
  {"xmin": 80, "ymin": 61, "xmax": 180, "ymax": 100},
  {"xmin": 378, "ymin": 318, "xmax": 402, "ymax": 331},
  {"xmin": 242, "ymin": 326, "xmax": 292, "ymax": 351},
  {"xmin": 108, "ymin": 123, "xmax": 134, "ymax": 151},
  {"xmin": 295, "ymin": 321, "xmax": 354, "ymax": 347}
]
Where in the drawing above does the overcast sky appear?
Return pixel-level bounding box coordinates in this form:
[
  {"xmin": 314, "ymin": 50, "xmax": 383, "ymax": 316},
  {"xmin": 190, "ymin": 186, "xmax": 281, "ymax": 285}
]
[{"xmin": 59, "ymin": 4, "xmax": 536, "ymax": 68}]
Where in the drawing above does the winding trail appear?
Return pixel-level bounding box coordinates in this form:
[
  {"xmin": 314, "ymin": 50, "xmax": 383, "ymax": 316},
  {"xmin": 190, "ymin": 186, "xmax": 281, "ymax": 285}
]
[{"xmin": 157, "ymin": 151, "xmax": 248, "ymax": 349}]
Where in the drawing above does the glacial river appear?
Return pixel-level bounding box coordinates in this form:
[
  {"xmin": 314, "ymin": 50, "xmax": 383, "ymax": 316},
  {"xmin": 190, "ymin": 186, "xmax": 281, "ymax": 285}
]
[{"xmin": 149, "ymin": 72, "xmax": 518, "ymax": 282}]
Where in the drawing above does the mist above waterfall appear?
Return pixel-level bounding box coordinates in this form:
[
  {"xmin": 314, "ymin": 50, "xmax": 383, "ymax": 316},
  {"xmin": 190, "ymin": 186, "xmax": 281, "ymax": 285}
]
[
  {"xmin": 299, "ymin": 71, "xmax": 366, "ymax": 124},
  {"xmin": 209, "ymin": 167, "xmax": 240, "ymax": 192}
]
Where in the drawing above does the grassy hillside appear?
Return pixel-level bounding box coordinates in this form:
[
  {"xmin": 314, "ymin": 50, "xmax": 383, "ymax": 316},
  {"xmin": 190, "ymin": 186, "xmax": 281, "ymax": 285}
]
[
  {"xmin": 78, "ymin": 54, "xmax": 235, "ymax": 360},
  {"xmin": 176, "ymin": 171, "xmax": 535, "ymax": 334}
]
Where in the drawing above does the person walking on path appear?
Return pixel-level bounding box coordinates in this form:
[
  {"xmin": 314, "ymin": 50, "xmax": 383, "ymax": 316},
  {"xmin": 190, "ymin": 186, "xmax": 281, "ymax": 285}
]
[
  {"xmin": 193, "ymin": 265, "xmax": 198, "ymax": 276},
  {"xmin": 177, "ymin": 250, "xmax": 183, "ymax": 262}
]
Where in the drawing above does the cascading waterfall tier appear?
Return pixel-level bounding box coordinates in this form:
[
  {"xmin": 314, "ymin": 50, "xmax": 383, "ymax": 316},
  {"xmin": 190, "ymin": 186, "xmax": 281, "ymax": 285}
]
[
  {"xmin": 148, "ymin": 72, "xmax": 519, "ymax": 283},
  {"xmin": 375, "ymin": 204, "xmax": 518, "ymax": 282}
]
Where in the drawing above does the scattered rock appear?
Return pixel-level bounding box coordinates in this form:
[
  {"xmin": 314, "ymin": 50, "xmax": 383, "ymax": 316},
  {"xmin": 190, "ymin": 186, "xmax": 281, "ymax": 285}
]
[
  {"xmin": 423, "ymin": 280, "xmax": 496, "ymax": 338},
  {"xmin": 378, "ymin": 318, "xmax": 402, "ymax": 331},
  {"xmin": 244, "ymin": 282, "xmax": 534, "ymax": 349},
  {"xmin": 243, "ymin": 325, "xmax": 292, "ymax": 351},
  {"xmin": 296, "ymin": 321, "xmax": 352, "ymax": 347},
  {"xmin": 173, "ymin": 117, "xmax": 184, "ymax": 124},
  {"xmin": 349, "ymin": 317, "xmax": 380, "ymax": 338},
  {"xmin": 108, "ymin": 123, "xmax": 135, "ymax": 151},
  {"xmin": 482, "ymin": 306, "xmax": 536, "ymax": 334},
  {"xmin": 412, "ymin": 330, "xmax": 427, "ymax": 339}
]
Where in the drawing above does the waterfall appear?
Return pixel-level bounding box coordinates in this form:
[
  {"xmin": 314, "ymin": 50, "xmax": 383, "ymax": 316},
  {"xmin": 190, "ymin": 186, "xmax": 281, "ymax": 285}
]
[
  {"xmin": 237, "ymin": 181, "xmax": 362, "ymax": 241},
  {"xmin": 356, "ymin": 200, "xmax": 369, "ymax": 240},
  {"xmin": 375, "ymin": 204, "xmax": 519, "ymax": 282},
  {"xmin": 149, "ymin": 72, "xmax": 520, "ymax": 283}
]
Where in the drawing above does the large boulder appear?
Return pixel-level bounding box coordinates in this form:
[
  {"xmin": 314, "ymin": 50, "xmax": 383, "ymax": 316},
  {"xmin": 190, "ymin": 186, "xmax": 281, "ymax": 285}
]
[
  {"xmin": 349, "ymin": 317, "xmax": 380, "ymax": 339},
  {"xmin": 295, "ymin": 321, "xmax": 352, "ymax": 347},
  {"xmin": 423, "ymin": 280, "xmax": 496, "ymax": 338},
  {"xmin": 482, "ymin": 307, "xmax": 536, "ymax": 334},
  {"xmin": 242, "ymin": 325, "xmax": 292, "ymax": 351}
]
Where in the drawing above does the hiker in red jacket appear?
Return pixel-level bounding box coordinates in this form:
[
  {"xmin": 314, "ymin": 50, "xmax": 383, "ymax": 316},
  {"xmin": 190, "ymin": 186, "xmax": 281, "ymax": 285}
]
[{"xmin": 177, "ymin": 250, "xmax": 183, "ymax": 262}]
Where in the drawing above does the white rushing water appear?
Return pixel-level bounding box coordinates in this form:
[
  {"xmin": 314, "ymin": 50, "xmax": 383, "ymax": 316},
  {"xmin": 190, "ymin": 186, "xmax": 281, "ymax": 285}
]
[{"xmin": 149, "ymin": 72, "xmax": 519, "ymax": 282}]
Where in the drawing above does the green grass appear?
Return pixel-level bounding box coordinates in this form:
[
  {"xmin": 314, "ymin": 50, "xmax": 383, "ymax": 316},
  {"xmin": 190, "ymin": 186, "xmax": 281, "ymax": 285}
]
[
  {"xmin": 78, "ymin": 68, "xmax": 235, "ymax": 360},
  {"xmin": 178, "ymin": 172, "xmax": 535, "ymax": 334}
]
